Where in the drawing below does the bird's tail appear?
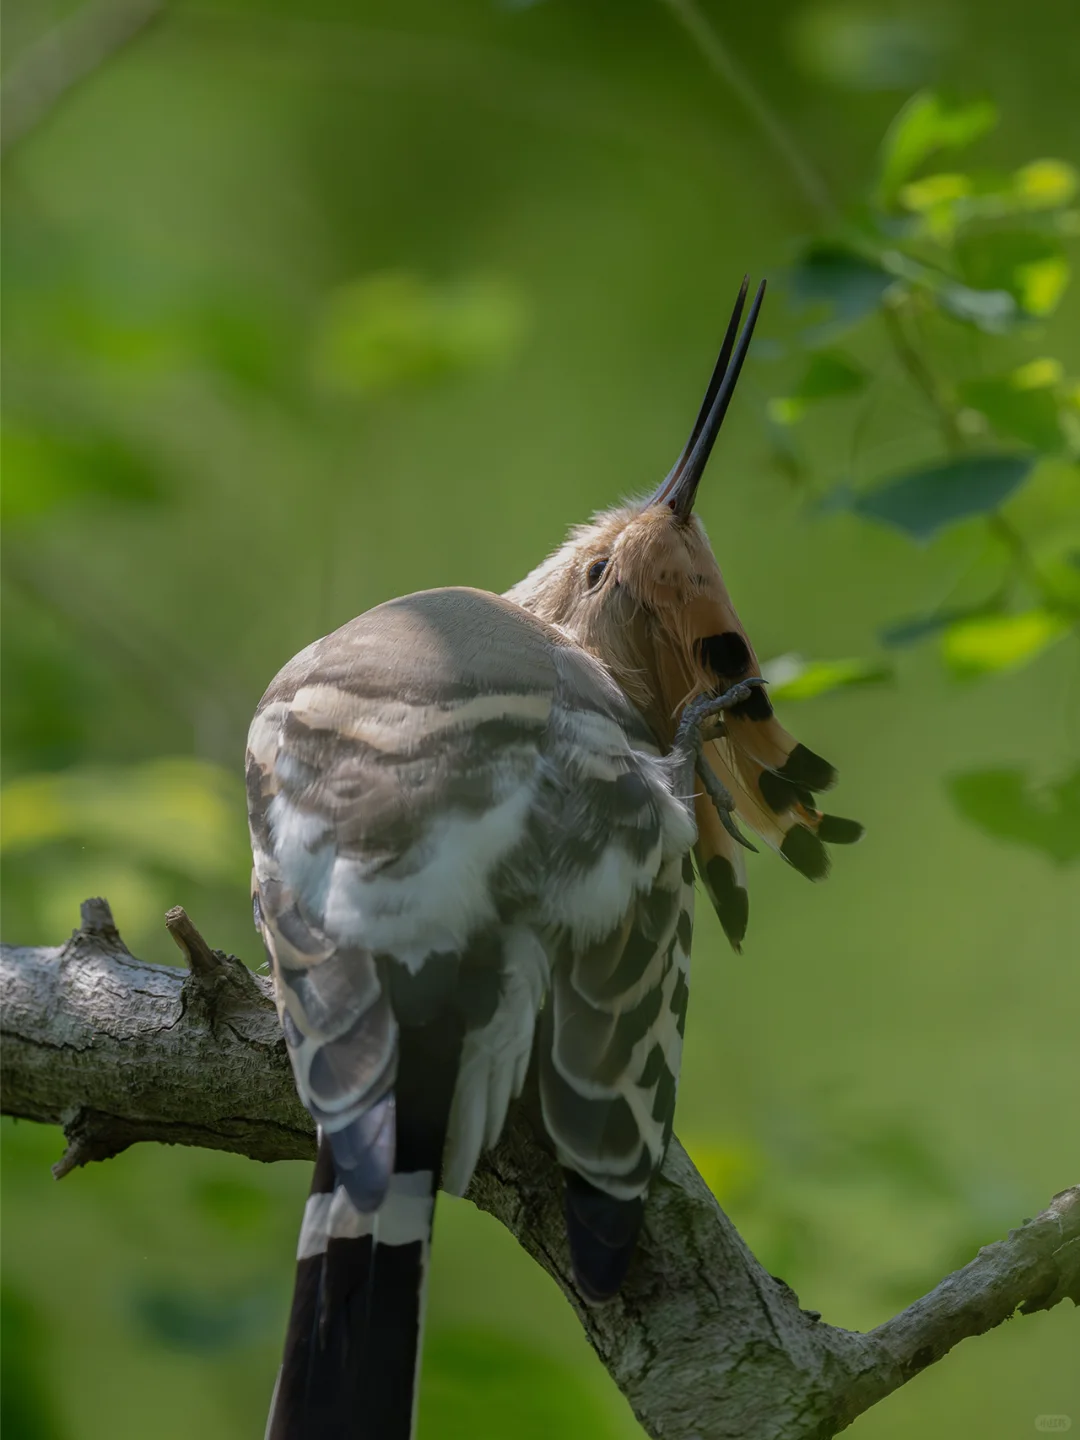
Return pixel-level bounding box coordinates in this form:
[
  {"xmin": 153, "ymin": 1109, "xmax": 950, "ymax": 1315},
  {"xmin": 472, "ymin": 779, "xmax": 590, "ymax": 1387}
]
[{"xmin": 267, "ymin": 1023, "xmax": 458, "ymax": 1440}]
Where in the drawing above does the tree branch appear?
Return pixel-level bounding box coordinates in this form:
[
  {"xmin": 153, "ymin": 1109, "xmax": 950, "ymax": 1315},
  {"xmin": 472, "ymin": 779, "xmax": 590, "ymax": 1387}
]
[{"xmin": 2, "ymin": 900, "xmax": 1076, "ymax": 1440}]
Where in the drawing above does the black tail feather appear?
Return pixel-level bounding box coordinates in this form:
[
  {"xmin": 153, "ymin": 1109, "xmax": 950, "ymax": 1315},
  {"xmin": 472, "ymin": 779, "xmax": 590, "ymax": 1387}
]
[
  {"xmin": 355, "ymin": 1232, "xmax": 429, "ymax": 1440},
  {"xmin": 563, "ymin": 1169, "xmax": 644, "ymax": 1303},
  {"xmin": 268, "ymin": 1013, "xmax": 463, "ymax": 1440},
  {"xmin": 267, "ymin": 1138, "xmax": 378, "ymax": 1439}
]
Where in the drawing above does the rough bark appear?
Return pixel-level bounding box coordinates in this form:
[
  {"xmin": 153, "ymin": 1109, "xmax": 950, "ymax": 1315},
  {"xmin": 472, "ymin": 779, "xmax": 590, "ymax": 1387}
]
[{"xmin": 2, "ymin": 899, "xmax": 1076, "ymax": 1440}]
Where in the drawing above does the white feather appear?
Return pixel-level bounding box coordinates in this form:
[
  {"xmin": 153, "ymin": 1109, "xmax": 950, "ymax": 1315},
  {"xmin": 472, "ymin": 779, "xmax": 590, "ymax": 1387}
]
[
  {"xmin": 320, "ymin": 776, "xmax": 537, "ymax": 969},
  {"xmin": 442, "ymin": 926, "xmax": 549, "ymax": 1195}
]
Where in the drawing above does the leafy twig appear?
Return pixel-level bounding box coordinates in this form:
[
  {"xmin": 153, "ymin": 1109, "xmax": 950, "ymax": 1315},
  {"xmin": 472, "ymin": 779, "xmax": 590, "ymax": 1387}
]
[
  {"xmin": 656, "ymin": 6, "xmax": 1073, "ymax": 626},
  {"xmin": 882, "ymin": 303, "xmax": 1069, "ymax": 612}
]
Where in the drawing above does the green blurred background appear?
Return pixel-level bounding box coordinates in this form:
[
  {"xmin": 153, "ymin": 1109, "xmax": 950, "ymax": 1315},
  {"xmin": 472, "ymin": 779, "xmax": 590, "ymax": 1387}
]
[{"xmin": 2, "ymin": 0, "xmax": 1078, "ymax": 1436}]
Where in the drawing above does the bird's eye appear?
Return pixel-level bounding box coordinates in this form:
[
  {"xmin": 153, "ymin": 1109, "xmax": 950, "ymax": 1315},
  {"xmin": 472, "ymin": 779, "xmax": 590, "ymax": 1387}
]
[{"xmin": 586, "ymin": 559, "xmax": 608, "ymax": 589}]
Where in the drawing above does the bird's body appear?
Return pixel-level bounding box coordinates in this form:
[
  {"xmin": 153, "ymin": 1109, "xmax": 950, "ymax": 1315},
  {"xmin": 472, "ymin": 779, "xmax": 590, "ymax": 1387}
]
[{"xmin": 247, "ymin": 279, "xmax": 861, "ymax": 1438}]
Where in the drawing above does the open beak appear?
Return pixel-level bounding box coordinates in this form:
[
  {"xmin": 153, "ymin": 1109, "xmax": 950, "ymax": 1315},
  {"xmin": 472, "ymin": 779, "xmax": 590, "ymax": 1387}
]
[{"xmin": 651, "ymin": 276, "xmax": 766, "ymax": 520}]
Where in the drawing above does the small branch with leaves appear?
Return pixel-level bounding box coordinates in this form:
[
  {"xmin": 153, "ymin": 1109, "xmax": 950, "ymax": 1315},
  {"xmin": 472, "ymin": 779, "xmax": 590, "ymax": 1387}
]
[
  {"xmin": 663, "ymin": 0, "xmax": 1079, "ymax": 718},
  {"xmin": 662, "ymin": 4, "xmax": 1080, "ymax": 856},
  {"xmin": 2, "ymin": 899, "xmax": 1076, "ymax": 1440}
]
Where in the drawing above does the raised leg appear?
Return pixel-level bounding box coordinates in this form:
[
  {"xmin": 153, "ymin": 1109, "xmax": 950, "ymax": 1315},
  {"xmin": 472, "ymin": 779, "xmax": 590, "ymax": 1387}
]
[{"xmin": 671, "ymin": 680, "xmax": 768, "ymax": 851}]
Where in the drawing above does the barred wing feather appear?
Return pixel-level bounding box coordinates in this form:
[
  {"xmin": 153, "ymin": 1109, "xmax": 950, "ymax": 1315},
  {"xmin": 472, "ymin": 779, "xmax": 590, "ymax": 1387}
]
[{"xmin": 246, "ymin": 586, "xmax": 696, "ymax": 1256}]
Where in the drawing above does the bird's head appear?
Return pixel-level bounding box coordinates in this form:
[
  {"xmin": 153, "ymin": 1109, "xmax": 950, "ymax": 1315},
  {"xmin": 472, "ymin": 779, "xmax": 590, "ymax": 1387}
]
[{"xmin": 507, "ymin": 277, "xmax": 767, "ymax": 745}]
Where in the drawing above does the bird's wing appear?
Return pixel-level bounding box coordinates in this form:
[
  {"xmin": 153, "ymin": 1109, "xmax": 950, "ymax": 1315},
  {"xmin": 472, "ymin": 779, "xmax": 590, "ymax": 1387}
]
[
  {"xmin": 246, "ymin": 586, "xmax": 695, "ymax": 1204},
  {"xmin": 536, "ymin": 846, "xmax": 694, "ymax": 1296}
]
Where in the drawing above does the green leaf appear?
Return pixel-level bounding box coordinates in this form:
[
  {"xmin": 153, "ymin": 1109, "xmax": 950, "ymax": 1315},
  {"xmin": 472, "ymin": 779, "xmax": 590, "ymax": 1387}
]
[
  {"xmin": 789, "ymin": 244, "xmax": 894, "ymax": 340},
  {"xmin": 0, "ymin": 424, "xmax": 163, "ymax": 522},
  {"xmin": 955, "ymin": 231, "xmax": 1070, "ymax": 318},
  {"xmin": 767, "ymin": 351, "xmax": 866, "ymax": 425},
  {"xmin": 876, "ymin": 92, "xmax": 997, "ymax": 205},
  {"xmin": 1012, "ymin": 158, "xmax": 1080, "ymax": 208},
  {"xmin": 762, "ymin": 653, "xmax": 893, "ymax": 700},
  {"xmin": 895, "ymin": 172, "xmax": 972, "ymax": 245},
  {"xmin": 948, "ymin": 767, "xmax": 1080, "ymax": 863},
  {"xmin": 311, "ymin": 271, "xmax": 528, "ymax": 396},
  {"xmin": 850, "ymin": 453, "xmax": 1036, "ymax": 541},
  {"xmin": 959, "ymin": 364, "xmax": 1066, "ymax": 452},
  {"xmin": 0, "ymin": 758, "xmax": 247, "ymax": 882},
  {"xmin": 1015, "ymin": 254, "xmax": 1070, "ymax": 316},
  {"xmin": 932, "ymin": 278, "xmax": 1018, "ymax": 332},
  {"xmin": 421, "ymin": 1328, "xmax": 619, "ymax": 1440},
  {"xmin": 940, "ymin": 608, "xmax": 1067, "ymax": 676},
  {"xmin": 898, "ymin": 161, "xmax": 1079, "ymax": 242},
  {"xmin": 878, "ymin": 603, "xmax": 998, "ymax": 648},
  {"xmin": 898, "ymin": 171, "xmax": 974, "ymax": 213},
  {"xmin": 881, "ymin": 247, "xmax": 1019, "ymax": 331}
]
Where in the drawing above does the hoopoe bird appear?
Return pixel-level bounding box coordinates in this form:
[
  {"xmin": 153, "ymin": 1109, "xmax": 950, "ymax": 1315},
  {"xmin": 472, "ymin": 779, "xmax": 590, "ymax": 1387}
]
[{"xmin": 246, "ymin": 277, "xmax": 861, "ymax": 1439}]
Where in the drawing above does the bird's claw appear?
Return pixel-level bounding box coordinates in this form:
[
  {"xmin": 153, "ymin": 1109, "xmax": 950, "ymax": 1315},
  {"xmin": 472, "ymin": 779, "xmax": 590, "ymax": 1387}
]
[
  {"xmin": 678, "ymin": 676, "xmax": 768, "ymax": 738},
  {"xmin": 695, "ymin": 758, "xmax": 759, "ymax": 853},
  {"xmin": 673, "ymin": 679, "xmax": 767, "ymax": 852},
  {"xmin": 719, "ymin": 805, "xmax": 758, "ymax": 852}
]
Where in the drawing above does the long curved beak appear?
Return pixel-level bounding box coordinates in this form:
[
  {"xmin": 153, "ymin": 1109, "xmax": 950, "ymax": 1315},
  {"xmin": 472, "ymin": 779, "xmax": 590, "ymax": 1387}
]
[{"xmin": 651, "ymin": 276, "xmax": 766, "ymax": 520}]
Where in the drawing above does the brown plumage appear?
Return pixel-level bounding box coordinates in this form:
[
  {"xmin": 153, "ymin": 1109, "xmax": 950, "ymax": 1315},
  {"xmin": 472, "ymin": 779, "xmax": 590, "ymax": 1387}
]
[{"xmin": 508, "ymin": 276, "xmax": 862, "ymax": 944}]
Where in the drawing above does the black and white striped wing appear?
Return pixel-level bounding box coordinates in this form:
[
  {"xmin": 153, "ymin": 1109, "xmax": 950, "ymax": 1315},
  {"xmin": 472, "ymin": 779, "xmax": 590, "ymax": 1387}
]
[
  {"xmin": 539, "ymin": 852, "xmax": 693, "ymax": 1201},
  {"xmin": 516, "ymin": 644, "xmax": 697, "ymax": 1298},
  {"xmin": 246, "ymin": 583, "xmax": 697, "ymax": 1230}
]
